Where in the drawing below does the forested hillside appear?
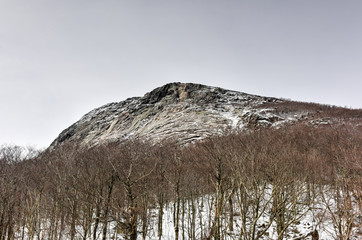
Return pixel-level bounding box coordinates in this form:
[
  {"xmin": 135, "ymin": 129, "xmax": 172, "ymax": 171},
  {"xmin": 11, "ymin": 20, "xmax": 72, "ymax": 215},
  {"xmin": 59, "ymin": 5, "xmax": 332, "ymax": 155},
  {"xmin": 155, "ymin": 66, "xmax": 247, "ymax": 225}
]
[{"xmin": 1, "ymin": 124, "xmax": 361, "ymax": 239}]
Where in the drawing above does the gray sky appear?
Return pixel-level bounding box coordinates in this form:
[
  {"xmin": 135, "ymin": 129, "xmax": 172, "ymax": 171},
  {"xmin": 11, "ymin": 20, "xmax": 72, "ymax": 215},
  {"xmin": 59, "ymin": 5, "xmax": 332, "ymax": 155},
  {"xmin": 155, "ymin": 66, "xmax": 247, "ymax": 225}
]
[{"xmin": 1, "ymin": 0, "xmax": 361, "ymax": 148}]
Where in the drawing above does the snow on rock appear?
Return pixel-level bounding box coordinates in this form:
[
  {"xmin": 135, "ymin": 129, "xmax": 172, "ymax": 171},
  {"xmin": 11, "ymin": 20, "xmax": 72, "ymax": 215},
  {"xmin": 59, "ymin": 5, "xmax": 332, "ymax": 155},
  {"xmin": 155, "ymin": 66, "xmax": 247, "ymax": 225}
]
[{"xmin": 49, "ymin": 82, "xmax": 341, "ymax": 148}]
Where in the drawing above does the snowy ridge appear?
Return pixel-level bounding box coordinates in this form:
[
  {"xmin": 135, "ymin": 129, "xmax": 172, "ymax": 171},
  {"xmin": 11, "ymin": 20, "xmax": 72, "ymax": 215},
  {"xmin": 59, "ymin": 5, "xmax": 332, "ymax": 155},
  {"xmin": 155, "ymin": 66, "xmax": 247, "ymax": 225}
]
[{"xmin": 50, "ymin": 82, "xmax": 356, "ymax": 148}]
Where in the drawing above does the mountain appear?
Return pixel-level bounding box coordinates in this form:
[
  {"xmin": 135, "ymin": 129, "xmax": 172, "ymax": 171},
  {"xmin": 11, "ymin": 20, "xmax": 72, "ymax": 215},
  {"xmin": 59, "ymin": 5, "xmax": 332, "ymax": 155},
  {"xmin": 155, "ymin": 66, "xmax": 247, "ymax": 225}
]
[{"xmin": 50, "ymin": 82, "xmax": 361, "ymax": 148}]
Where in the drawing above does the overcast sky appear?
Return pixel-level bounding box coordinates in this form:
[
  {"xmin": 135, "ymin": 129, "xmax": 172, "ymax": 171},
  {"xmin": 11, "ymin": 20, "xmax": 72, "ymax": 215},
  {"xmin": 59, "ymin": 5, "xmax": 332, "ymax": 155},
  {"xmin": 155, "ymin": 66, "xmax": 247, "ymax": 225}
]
[{"xmin": 1, "ymin": 0, "xmax": 361, "ymax": 148}]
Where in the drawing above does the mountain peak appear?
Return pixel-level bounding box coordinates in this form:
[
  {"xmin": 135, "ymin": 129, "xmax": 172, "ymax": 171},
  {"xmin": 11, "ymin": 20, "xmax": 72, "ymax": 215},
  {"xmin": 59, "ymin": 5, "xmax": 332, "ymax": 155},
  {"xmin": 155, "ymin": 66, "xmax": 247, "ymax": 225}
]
[
  {"xmin": 49, "ymin": 82, "xmax": 360, "ymax": 148},
  {"xmin": 142, "ymin": 82, "xmax": 212, "ymax": 104}
]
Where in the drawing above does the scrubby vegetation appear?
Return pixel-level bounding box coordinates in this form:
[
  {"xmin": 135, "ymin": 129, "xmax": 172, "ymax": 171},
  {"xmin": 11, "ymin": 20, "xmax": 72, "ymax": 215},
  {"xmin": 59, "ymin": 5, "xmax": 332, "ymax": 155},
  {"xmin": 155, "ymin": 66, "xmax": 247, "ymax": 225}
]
[{"xmin": 0, "ymin": 124, "xmax": 361, "ymax": 239}]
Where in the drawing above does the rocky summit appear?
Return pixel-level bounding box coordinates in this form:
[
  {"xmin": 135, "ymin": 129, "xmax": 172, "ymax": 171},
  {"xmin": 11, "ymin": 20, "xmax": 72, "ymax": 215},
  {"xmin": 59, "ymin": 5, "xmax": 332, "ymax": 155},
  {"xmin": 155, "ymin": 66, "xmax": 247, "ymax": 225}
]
[{"xmin": 50, "ymin": 82, "xmax": 360, "ymax": 148}]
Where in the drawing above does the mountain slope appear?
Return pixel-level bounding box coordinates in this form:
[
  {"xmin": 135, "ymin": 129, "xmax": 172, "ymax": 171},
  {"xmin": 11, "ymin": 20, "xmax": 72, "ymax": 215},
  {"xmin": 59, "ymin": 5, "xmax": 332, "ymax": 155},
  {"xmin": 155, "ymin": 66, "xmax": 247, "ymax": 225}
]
[{"xmin": 50, "ymin": 82, "xmax": 361, "ymax": 148}]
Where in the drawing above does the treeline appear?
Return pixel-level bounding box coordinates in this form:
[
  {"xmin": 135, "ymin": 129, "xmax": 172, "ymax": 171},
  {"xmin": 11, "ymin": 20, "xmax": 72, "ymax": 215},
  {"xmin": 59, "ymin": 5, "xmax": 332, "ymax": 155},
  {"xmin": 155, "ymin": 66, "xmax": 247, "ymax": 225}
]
[
  {"xmin": 259, "ymin": 100, "xmax": 362, "ymax": 119},
  {"xmin": 0, "ymin": 125, "xmax": 361, "ymax": 240}
]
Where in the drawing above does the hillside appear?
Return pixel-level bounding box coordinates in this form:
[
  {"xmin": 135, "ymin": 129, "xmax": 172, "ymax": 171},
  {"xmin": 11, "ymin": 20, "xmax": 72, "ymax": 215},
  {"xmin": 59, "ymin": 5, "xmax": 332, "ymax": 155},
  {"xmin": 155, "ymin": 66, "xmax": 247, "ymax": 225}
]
[
  {"xmin": 50, "ymin": 82, "xmax": 361, "ymax": 148},
  {"xmin": 1, "ymin": 83, "xmax": 361, "ymax": 240}
]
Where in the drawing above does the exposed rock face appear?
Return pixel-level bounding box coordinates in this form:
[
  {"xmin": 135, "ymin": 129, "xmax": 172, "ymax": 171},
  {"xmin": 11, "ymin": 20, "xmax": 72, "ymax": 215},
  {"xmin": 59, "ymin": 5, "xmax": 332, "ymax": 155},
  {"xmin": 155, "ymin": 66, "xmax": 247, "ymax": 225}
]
[{"xmin": 49, "ymin": 82, "xmax": 360, "ymax": 148}]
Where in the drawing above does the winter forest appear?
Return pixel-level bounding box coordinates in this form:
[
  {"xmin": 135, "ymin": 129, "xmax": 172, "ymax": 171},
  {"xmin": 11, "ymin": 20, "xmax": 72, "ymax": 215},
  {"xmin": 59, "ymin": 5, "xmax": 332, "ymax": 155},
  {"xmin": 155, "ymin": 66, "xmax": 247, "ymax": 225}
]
[{"xmin": 0, "ymin": 124, "xmax": 361, "ymax": 240}]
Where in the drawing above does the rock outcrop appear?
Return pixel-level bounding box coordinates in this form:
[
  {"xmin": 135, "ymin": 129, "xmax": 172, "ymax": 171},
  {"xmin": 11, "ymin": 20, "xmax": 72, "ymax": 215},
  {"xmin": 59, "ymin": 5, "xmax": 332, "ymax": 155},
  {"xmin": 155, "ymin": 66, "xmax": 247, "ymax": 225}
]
[{"xmin": 50, "ymin": 82, "xmax": 361, "ymax": 148}]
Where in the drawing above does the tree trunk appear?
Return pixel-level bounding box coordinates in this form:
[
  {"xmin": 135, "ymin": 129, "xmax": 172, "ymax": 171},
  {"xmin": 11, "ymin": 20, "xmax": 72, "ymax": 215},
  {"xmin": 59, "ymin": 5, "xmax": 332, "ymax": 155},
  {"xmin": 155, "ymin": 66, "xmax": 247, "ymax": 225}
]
[
  {"xmin": 129, "ymin": 207, "xmax": 138, "ymax": 240},
  {"xmin": 190, "ymin": 197, "xmax": 196, "ymax": 240},
  {"xmin": 182, "ymin": 198, "xmax": 185, "ymax": 240},
  {"xmin": 102, "ymin": 175, "xmax": 115, "ymax": 240},
  {"xmin": 70, "ymin": 201, "xmax": 77, "ymax": 240},
  {"xmin": 173, "ymin": 194, "xmax": 180, "ymax": 240},
  {"xmin": 157, "ymin": 194, "xmax": 164, "ymax": 240},
  {"xmin": 229, "ymin": 197, "xmax": 233, "ymax": 232},
  {"xmin": 93, "ymin": 200, "xmax": 101, "ymax": 240}
]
